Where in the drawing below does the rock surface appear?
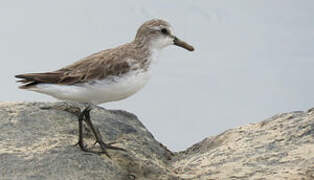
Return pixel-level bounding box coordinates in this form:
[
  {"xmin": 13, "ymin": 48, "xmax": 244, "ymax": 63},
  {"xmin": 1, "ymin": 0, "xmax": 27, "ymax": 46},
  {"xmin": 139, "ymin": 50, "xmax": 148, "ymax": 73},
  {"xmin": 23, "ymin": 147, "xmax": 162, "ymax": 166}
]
[
  {"xmin": 0, "ymin": 102, "xmax": 313, "ymax": 180},
  {"xmin": 172, "ymin": 109, "xmax": 314, "ymax": 179}
]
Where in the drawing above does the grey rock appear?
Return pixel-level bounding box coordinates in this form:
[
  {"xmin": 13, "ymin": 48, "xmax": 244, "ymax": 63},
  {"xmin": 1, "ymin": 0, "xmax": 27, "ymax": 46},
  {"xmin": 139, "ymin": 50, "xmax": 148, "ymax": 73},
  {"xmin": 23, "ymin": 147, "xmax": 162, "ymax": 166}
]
[
  {"xmin": 0, "ymin": 102, "xmax": 174, "ymax": 180},
  {"xmin": 0, "ymin": 102, "xmax": 313, "ymax": 180},
  {"xmin": 172, "ymin": 111, "xmax": 314, "ymax": 179}
]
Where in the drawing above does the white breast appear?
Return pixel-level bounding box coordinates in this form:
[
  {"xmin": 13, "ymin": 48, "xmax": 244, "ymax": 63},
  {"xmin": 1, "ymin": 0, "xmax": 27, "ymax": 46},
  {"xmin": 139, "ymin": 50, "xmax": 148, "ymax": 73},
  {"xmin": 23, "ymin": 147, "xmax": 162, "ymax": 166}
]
[{"xmin": 32, "ymin": 69, "xmax": 152, "ymax": 105}]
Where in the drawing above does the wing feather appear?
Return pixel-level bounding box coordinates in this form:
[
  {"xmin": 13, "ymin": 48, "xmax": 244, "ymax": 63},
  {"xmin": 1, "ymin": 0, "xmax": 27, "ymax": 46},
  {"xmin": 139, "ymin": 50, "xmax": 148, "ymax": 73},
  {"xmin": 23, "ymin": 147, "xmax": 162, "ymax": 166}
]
[{"xmin": 15, "ymin": 48, "xmax": 131, "ymax": 89}]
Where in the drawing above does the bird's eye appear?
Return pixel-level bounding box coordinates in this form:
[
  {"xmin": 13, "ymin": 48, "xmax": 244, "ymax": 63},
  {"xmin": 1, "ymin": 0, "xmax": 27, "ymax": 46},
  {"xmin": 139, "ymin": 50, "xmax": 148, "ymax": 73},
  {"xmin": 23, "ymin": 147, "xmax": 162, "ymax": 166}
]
[{"xmin": 161, "ymin": 28, "xmax": 168, "ymax": 35}]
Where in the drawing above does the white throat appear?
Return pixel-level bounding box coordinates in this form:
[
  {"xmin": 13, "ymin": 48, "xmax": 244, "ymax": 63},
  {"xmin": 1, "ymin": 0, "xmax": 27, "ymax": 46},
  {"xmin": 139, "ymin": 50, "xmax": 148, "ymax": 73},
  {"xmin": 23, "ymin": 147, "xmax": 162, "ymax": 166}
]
[
  {"xmin": 149, "ymin": 48, "xmax": 162, "ymax": 65},
  {"xmin": 148, "ymin": 36, "xmax": 173, "ymax": 65}
]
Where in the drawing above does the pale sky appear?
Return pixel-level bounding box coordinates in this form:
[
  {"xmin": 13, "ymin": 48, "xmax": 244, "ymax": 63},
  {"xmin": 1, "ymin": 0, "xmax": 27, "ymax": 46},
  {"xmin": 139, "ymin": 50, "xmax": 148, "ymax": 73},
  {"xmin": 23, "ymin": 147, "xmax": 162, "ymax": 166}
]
[{"xmin": 1, "ymin": 0, "xmax": 314, "ymax": 151}]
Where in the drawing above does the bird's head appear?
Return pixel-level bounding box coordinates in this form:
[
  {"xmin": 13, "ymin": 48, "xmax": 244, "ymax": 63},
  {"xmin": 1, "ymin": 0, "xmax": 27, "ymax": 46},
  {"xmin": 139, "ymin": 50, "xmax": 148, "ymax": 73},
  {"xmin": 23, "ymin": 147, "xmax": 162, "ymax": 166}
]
[{"xmin": 134, "ymin": 19, "xmax": 194, "ymax": 52}]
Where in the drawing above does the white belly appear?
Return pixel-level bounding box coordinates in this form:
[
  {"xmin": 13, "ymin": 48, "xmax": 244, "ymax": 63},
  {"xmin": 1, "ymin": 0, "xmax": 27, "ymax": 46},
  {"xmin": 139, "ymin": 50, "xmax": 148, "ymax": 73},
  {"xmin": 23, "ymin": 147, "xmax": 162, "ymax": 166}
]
[{"xmin": 31, "ymin": 70, "xmax": 152, "ymax": 104}]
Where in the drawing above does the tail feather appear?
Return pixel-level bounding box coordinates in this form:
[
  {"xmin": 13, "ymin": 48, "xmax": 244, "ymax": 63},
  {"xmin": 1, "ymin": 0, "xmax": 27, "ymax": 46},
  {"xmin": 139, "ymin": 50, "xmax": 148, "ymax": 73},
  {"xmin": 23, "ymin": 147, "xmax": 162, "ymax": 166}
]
[
  {"xmin": 15, "ymin": 72, "xmax": 64, "ymax": 89},
  {"xmin": 17, "ymin": 79, "xmax": 29, "ymax": 83},
  {"xmin": 18, "ymin": 82, "xmax": 38, "ymax": 89}
]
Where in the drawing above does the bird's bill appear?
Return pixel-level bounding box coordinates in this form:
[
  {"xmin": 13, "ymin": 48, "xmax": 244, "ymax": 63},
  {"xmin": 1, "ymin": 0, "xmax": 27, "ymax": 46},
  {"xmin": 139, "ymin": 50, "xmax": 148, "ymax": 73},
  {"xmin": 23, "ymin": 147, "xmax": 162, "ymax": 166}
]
[{"xmin": 173, "ymin": 37, "xmax": 194, "ymax": 51}]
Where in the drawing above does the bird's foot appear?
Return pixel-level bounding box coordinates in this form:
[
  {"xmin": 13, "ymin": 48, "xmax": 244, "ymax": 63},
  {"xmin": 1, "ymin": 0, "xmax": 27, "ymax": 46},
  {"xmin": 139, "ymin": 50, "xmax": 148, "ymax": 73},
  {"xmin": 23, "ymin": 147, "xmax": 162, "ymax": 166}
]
[
  {"xmin": 76, "ymin": 105, "xmax": 126, "ymax": 157},
  {"xmin": 96, "ymin": 140, "xmax": 126, "ymax": 158}
]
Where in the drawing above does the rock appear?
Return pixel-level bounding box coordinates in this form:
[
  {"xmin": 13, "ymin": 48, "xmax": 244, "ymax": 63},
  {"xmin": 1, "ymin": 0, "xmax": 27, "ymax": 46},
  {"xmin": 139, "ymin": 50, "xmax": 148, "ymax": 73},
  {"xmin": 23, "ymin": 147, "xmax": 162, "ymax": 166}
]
[
  {"xmin": 172, "ymin": 111, "xmax": 314, "ymax": 180},
  {"xmin": 0, "ymin": 102, "xmax": 174, "ymax": 180},
  {"xmin": 0, "ymin": 102, "xmax": 313, "ymax": 180}
]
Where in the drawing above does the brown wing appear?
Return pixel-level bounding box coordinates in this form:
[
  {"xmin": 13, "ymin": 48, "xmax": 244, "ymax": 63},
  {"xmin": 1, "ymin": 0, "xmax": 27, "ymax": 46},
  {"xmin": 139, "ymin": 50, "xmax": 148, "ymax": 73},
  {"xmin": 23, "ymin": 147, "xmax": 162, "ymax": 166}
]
[{"xmin": 15, "ymin": 48, "xmax": 131, "ymax": 89}]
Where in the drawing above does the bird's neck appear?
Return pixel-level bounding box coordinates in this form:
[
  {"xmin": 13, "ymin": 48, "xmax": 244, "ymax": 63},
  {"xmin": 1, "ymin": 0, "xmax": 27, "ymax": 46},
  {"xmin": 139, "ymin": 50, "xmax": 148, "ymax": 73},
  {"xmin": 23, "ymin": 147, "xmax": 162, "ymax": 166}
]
[{"xmin": 131, "ymin": 40, "xmax": 162, "ymax": 71}]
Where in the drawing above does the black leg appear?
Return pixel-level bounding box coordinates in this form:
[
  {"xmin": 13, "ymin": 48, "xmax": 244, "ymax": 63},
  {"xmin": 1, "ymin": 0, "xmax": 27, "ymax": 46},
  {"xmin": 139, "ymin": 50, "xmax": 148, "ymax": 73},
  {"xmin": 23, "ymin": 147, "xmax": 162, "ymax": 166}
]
[
  {"xmin": 76, "ymin": 105, "xmax": 126, "ymax": 158},
  {"xmin": 82, "ymin": 106, "xmax": 126, "ymax": 158},
  {"xmin": 76, "ymin": 107, "xmax": 90, "ymax": 152},
  {"xmin": 73, "ymin": 107, "xmax": 92, "ymax": 151}
]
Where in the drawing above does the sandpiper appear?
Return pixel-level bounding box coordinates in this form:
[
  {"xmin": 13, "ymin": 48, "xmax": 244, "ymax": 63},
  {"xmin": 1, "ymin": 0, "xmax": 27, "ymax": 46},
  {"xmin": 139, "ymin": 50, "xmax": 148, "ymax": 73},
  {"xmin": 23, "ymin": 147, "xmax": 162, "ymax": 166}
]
[{"xmin": 15, "ymin": 19, "xmax": 194, "ymax": 157}]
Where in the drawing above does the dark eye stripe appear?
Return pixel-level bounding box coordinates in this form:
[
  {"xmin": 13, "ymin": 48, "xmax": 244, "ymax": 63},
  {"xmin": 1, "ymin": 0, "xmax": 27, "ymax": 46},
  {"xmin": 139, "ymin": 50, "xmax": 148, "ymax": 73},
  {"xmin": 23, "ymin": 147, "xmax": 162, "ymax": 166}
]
[{"xmin": 161, "ymin": 28, "xmax": 168, "ymax": 35}]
